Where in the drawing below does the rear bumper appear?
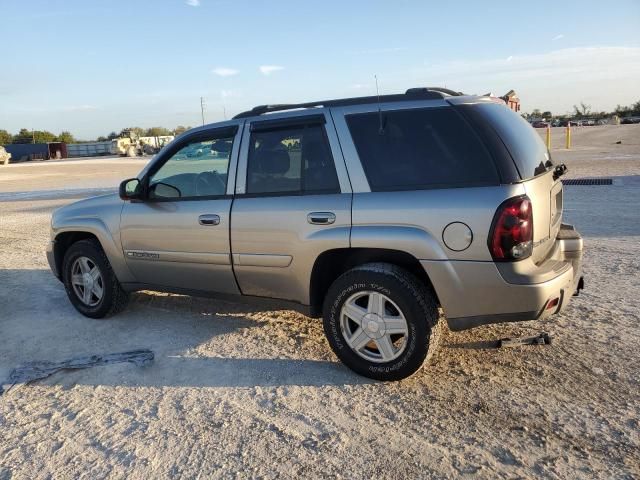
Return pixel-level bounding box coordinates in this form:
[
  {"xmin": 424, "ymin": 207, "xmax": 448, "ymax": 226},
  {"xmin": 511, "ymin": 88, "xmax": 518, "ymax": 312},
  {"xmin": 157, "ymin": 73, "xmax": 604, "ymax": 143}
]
[{"xmin": 422, "ymin": 224, "xmax": 583, "ymax": 331}]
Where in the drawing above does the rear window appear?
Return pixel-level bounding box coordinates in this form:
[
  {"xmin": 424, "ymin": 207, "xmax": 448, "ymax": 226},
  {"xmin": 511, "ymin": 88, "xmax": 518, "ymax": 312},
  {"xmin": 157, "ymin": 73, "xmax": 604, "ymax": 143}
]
[
  {"xmin": 468, "ymin": 102, "xmax": 552, "ymax": 179},
  {"xmin": 346, "ymin": 107, "xmax": 499, "ymax": 191}
]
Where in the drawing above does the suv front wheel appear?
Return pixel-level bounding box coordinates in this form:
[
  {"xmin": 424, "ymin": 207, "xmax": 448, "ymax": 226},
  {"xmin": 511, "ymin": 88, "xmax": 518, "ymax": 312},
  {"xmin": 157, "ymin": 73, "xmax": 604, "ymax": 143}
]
[
  {"xmin": 322, "ymin": 263, "xmax": 442, "ymax": 381},
  {"xmin": 62, "ymin": 239, "xmax": 129, "ymax": 318}
]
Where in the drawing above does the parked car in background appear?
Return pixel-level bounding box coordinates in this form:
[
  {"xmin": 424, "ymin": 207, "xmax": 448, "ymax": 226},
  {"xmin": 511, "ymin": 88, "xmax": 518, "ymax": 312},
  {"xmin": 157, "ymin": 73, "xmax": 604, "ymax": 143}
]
[
  {"xmin": 531, "ymin": 121, "xmax": 549, "ymax": 128},
  {"xmin": 621, "ymin": 116, "xmax": 640, "ymax": 124},
  {"xmin": 47, "ymin": 88, "xmax": 584, "ymax": 381}
]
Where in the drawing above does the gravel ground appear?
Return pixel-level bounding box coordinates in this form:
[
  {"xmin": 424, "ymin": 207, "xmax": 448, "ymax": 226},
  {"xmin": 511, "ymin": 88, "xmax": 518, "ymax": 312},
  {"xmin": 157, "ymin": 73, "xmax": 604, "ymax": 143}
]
[{"xmin": 0, "ymin": 125, "xmax": 638, "ymax": 479}]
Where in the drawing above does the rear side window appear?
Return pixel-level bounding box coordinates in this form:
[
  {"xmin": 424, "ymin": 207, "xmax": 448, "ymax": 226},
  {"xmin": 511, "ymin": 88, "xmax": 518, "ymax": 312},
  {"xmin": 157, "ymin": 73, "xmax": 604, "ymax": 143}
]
[
  {"xmin": 466, "ymin": 102, "xmax": 551, "ymax": 179},
  {"xmin": 346, "ymin": 107, "xmax": 499, "ymax": 191},
  {"xmin": 246, "ymin": 124, "xmax": 340, "ymax": 195}
]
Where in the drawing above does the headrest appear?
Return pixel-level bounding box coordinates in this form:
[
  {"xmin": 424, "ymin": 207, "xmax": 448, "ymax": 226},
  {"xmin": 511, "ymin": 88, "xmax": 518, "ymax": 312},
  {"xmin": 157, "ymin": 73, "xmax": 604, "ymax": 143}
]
[{"xmin": 255, "ymin": 149, "xmax": 290, "ymax": 175}]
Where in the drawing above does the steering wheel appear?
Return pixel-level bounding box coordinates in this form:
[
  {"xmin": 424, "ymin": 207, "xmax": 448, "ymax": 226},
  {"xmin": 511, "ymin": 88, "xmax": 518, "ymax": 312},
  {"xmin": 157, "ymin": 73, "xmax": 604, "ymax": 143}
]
[{"xmin": 195, "ymin": 171, "xmax": 225, "ymax": 196}]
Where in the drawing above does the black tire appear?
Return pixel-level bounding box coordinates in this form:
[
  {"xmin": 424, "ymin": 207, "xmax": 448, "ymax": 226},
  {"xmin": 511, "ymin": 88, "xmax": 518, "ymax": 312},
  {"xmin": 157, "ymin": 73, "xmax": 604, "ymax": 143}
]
[
  {"xmin": 322, "ymin": 262, "xmax": 442, "ymax": 381},
  {"xmin": 62, "ymin": 239, "xmax": 129, "ymax": 318}
]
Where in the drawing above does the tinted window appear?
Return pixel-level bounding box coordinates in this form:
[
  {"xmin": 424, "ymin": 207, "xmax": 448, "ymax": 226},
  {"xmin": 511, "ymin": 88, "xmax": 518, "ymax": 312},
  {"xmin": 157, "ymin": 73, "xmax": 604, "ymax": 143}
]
[
  {"xmin": 346, "ymin": 108, "xmax": 499, "ymax": 191},
  {"xmin": 246, "ymin": 124, "xmax": 339, "ymax": 195},
  {"xmin": 468, "ymin": 102, "xmax": 552, "ymax": 179},
  {"xmin": 149, "ymin": 136, "xmax": 233, "ymax": 199}
]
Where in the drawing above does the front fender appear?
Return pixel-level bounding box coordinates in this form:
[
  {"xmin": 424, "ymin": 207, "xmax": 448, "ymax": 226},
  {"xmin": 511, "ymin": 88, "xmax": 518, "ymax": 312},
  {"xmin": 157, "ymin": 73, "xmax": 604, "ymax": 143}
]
[{"xmin": 52, "ymin": 217, "xmax": 134, "ymax": 283}]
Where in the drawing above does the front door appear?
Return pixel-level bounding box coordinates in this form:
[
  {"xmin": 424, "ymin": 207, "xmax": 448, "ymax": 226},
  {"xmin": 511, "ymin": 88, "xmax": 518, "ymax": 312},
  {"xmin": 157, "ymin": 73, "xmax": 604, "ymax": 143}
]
[
  {"xmin": 120, "ymin": 125, "xmax": 241, "ymax": 294},
  {"xmin": 230, "ymin": 112, "xmax": 352, "ymax": 304}
]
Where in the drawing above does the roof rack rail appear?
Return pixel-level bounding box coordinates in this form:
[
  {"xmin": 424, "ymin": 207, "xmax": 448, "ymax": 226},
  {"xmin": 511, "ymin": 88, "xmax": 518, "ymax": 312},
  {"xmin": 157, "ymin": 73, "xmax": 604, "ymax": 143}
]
[{"xmin": 232, "ymin": 87, "xmax": 463, "ymax": 119}]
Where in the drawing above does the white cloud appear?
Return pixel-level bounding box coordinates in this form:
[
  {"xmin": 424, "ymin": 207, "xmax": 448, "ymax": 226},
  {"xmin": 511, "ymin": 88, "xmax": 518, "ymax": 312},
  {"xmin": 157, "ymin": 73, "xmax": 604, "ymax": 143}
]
[
  {"xmin": 185, "ymin": 0, "xmax": 200, "ymax": 6},
  {"xmin": 506, "ymin": 55, "xmax": 513, "ymax": 62},
  {"xmin": 347, "ymin": 47, "xmax": 405, "ymax": 55},
  {"xmin": 259, "ymin": 65, "xmax": 284, "ymax": 76},
  {"xmin": 351, "ymin": 83, "xmax": 371, "ymax": 90},
  {"xmin": 552, "ymin": 34, "xmax": 564, "ymax": 41},
  {"xmin": 63, "ymin": 105, "xmax": 98, "ymax": 112},
  {"xmin": 220, "ymin": 89, "xmax": 241, "ymax": 98},
  {"xmin": 211, "ymin": 67, "xmax": 238, "ymax": 77}
]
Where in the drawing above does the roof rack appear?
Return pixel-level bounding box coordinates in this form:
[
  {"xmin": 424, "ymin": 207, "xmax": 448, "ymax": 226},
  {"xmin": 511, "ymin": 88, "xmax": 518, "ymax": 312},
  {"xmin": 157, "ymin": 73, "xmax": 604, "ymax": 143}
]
[{"xmin": 232, "ymin": 87, "xmax": 464, "ymax": 119}]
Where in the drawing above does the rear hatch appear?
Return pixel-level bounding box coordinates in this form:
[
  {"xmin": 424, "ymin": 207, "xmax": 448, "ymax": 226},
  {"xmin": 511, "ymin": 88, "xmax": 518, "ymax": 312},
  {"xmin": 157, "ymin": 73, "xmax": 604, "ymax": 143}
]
[
  {"xmin": 523, "ymin": 171, "xmax": 563, "ymax": 262},
  {"xmin": 456, "ymin": 100, "xmax": 562, "ymax": 263}
]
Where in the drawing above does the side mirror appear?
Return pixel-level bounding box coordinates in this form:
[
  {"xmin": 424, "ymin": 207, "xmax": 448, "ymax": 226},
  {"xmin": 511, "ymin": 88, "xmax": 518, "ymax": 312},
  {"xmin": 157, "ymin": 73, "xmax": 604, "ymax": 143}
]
[{"xmin": 119, "ymin": 178, "xmax": 143, "ymax": 201}]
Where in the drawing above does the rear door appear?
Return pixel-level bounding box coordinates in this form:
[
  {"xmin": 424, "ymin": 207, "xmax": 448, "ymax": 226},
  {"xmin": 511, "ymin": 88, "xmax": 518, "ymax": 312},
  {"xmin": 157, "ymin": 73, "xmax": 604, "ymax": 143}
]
[{"xmin": 230, "ymin": 111, "xmax": 352, "ymax": 304}]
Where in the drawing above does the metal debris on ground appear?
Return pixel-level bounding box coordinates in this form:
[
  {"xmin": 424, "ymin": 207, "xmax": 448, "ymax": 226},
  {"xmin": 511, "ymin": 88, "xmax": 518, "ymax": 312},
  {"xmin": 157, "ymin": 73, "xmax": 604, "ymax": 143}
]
[
  {"xmin": 498, "ymin": 332, "xmax": 551, "ymax": 348},
  {"xmin": 0, "ymin": 349, "xmax": 154, "ymax": 396}
]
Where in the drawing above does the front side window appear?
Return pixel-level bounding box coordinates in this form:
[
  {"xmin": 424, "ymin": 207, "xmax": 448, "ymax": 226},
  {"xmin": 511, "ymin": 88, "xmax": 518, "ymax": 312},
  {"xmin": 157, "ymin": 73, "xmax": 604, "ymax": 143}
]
[
  {"xmin": 346, "ymin": 107, "xmax": 500, "ymax": 191},
  {"xmin": 149, "ymin": 136, "xmax": 233, "ymax": 199},
  {"xmin": 246, "ymin": 123, "xmax": 339, "ymax": 195}
]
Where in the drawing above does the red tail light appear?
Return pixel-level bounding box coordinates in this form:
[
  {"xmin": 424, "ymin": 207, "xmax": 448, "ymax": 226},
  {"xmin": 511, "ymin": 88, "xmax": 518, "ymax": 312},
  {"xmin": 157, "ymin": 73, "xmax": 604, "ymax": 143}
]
[{"xmin": 489, "ymin": 196, "xmax": 533, "ymax": 261}]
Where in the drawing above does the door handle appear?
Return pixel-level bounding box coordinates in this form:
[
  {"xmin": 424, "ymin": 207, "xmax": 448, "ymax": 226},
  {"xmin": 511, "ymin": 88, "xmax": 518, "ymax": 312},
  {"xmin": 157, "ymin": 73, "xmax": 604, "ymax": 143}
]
[
  {"xmin": 307, "ymin": 212, "xmax": 336, "ymax": 225},
  {"xmin": 199, "ymin": 214, "xmax": 220, "ymax": 226}
]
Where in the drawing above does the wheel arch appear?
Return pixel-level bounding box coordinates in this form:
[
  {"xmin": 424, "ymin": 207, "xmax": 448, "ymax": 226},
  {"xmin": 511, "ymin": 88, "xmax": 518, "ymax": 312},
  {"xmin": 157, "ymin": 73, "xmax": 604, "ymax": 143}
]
[
  {"xmin": 54, "ymin": 231, "xmax": 101, "ymax": 278},
  {"xmin": 309, "ymin": 248, "xmax": 440, "ymax": 317},
  {"xmin": 52, "ymin": 220, "xmax": 133, "ymax": 283}
]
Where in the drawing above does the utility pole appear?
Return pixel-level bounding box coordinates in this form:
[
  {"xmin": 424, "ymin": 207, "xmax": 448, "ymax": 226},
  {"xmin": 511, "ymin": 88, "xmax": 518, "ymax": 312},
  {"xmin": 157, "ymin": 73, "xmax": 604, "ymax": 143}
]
[{"xmin": 200, "ymin": 97, "xmax": 205, "ymax": 126}]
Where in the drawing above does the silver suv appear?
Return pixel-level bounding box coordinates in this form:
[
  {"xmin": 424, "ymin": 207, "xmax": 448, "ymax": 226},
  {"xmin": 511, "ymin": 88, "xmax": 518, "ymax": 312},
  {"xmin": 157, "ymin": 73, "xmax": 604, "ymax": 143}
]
[{"xmin": 47, "ymin": 88, "xmax": 584, "ymax": 381}]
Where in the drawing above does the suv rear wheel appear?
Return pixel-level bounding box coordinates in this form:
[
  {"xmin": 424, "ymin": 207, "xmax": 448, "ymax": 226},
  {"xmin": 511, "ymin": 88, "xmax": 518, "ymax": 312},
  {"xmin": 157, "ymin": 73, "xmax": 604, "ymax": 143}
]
[
  {"xmin": 62, "ymin": 239, "xmax": 129, "ymax": 318},
  {"xmin": 322, "ymin": 263, "xmax": 442, "ymax": 381}
]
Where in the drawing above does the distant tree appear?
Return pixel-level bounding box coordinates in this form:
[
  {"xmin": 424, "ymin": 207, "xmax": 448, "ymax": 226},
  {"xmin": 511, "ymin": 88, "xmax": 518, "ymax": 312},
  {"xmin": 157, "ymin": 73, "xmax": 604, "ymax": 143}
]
[
  {"xmin": 57, "ymin": 131, "xmax": 75, "ymax": 143},
  {"xmin": 541, "ymin": 111, "xmax": 553, "ymax": 119},
  {"xmin": 0, "ymin": 129, "xmax": 12, "ymax": 145},
  {"xmin": 119, "ymin": 127, "xmax": 145, "ymax": 138},
  {"xmin": 96, "ymin": 136, "xmax": 108, "ymax": 142},
  {"xmin": 613, "ymin": 104, "xmax": 631, "ymax": 117},
  {"xmin": 107, "ymin": 131, "xmax": 119, "ymax": 140},
  {"xmin": 12, "ymin": 128, "xmax": 34, "ymax": 144},
  {"xmin": 632, "ymin": 100, "xmax": 640, "ymax": 116},
  {"xmin": 174, "ymin": 125, "xmax": 191, "ymax": 136},
  {"xmin": 34, "ymin": 130, "xmax": 57, "ymax": 143},
  {"xmin": 145, "ymin": 127, "xmax": 172, "ymax": 136},
  {"xmin": 531, "ymin": 108, "xmax": 542, "ymax": 119},
  {"xmin": 573, "ymin": 102, "xmax": 591, "ymax": 119},
  {"xmin": 13, "ymin": 128, "xmax": 56, "ymax": 143}
]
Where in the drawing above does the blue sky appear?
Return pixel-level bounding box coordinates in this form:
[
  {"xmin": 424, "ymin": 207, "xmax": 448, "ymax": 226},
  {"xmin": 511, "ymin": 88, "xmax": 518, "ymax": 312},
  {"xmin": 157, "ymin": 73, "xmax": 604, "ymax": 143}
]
[{"xmin": 1, "ymin": 0, "xmax": 639, "ymax": 139}]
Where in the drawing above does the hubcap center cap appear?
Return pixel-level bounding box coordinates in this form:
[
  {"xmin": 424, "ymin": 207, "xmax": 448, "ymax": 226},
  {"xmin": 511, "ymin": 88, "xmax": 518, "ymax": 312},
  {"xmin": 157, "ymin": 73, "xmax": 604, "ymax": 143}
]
[
  {"xmin": 362, "ymin": 313, "xmax": 385, "ymax": 339},
  {"xmin": 82, "ymin": 273, "xmax": 93, "ymax": 288}
]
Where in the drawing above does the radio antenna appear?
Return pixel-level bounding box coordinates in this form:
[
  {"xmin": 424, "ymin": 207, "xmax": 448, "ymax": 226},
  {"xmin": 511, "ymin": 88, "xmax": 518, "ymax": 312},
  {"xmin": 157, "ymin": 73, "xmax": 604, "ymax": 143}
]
[{"xmin": 375, "ymin": 75, "xmax": 385, "ymax": 135}]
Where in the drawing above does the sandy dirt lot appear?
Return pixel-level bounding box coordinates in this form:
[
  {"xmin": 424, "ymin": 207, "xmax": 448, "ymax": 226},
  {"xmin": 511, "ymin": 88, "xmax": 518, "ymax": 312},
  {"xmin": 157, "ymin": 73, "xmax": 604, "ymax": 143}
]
[{"xmin": 0, "ymin": 125, "xmax": 638, "ymax": 479}]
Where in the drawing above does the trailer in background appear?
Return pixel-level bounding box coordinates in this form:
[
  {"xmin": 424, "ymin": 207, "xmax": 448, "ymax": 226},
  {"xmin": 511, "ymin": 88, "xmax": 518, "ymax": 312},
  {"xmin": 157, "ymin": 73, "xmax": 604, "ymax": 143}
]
[
  {"xmin": 3, "ymin": 142, "xmax": 67, "ymax": 162},
  {"xmin": 66, "ymin": 142, "xmax": 113, "ymax": 157}
]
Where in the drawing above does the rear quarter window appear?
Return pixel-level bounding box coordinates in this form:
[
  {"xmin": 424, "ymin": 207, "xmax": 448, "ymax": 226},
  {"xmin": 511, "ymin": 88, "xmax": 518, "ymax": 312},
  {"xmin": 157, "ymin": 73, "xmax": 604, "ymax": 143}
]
[
  {"xmin": 346, "ymin": 107, "xmax": 500, "ymax": 191},
  {"xmin": 463, "ymin": 102, "xmax": 551, "ymax": 180}
]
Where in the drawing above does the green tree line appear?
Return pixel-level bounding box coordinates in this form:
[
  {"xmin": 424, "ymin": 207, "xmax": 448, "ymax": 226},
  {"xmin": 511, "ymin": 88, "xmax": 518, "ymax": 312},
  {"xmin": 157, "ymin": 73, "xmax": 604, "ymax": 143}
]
[
  {"xmin": 0, "ymin": 126, "xmax": 192, "ymax": 146},
  {"xmin": 523, "ymin": 99, "xmax": 640, "ymax": 121}
]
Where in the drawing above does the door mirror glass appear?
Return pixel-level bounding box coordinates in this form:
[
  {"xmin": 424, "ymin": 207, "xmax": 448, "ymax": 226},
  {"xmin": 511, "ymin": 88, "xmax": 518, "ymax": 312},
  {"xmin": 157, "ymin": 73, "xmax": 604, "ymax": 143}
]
[
  {"xmin": 119, "ymin": 178, "xmax": 142, "ymax": 200},
  {"xmin": 149, "ymin": 182, "xmax": 182, "ymax": 199}
]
